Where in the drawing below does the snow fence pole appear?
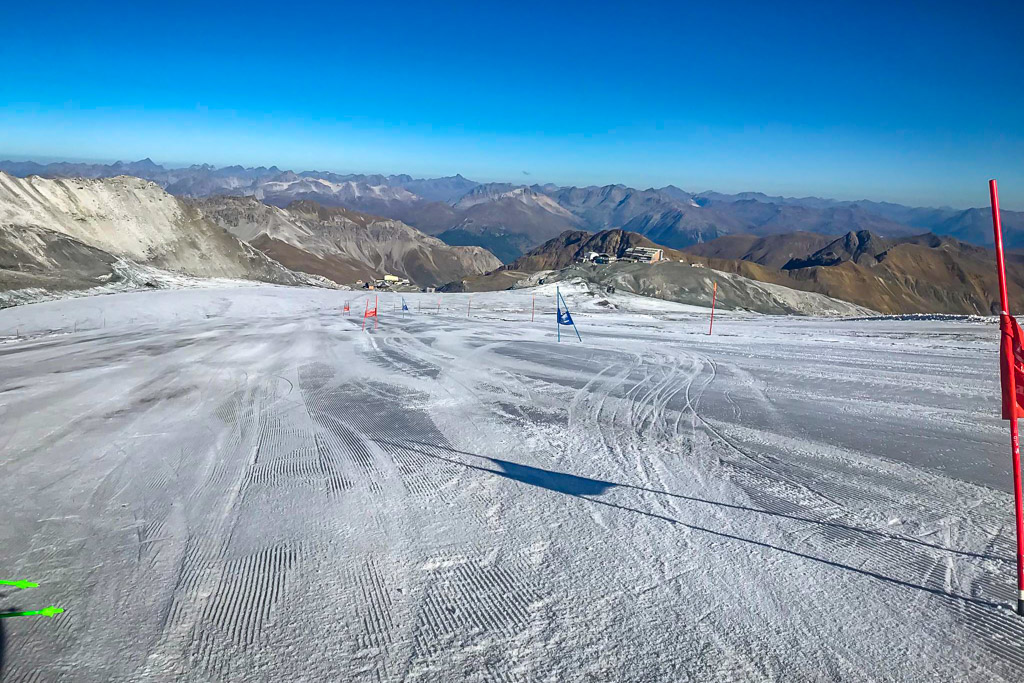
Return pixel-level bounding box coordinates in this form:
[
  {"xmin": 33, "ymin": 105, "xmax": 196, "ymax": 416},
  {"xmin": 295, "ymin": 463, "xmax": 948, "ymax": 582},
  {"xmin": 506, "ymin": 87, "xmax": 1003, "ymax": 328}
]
[
  {"xmin": 708, "ymin": 281, "xmax": 718, "ymax": 335},
  {"xmin": 991, "ymin": 178, "xmax": 1024, "ymax": 616}
]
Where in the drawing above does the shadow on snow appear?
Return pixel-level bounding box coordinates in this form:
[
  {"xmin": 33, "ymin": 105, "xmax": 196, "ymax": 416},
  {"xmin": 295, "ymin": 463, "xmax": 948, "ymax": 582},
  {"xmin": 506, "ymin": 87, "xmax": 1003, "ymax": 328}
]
[{"xmin": 378, "ymin": 438, "xmax": 1010, "ymax": 613}]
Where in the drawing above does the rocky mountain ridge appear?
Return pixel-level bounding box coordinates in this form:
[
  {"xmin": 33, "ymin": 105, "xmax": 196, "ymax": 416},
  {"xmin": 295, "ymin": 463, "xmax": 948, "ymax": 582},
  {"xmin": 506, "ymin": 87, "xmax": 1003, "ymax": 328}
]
[
  {"xmin": 194, "ymin": 197, "xmax": 501, "ymax": 287},
  {"xmin": 4, "ymin": 158, "xmax": 1023, "ymax": 263},
  {"xmin": 0, "ymin": 172, "xmax": 325, "ymax": 302}
]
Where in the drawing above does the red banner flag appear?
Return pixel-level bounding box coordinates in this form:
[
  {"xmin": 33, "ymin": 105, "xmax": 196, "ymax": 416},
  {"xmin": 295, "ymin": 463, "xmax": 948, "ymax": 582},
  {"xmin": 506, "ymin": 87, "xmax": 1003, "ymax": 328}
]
[
  {"xmin": 991, "ymin": 179, "xmax": 1024, "ymax": 616},
  {"xmin": 362, "ymin": 295, "xmax": 379, "ymax": 330},
  {"xmin": 1001, "ymin": 313, "xmax": 1024, "ymax": 419}
]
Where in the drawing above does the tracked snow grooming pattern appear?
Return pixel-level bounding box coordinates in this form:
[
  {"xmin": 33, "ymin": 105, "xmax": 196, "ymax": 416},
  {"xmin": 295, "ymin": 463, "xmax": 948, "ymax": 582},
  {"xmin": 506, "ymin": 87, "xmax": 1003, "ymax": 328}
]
[
  {"xmin": 413, "ymin": 553, "xmax": 540, "ymax": 654},
  {"xmin": 2, "ymin": 287, "xmax": 1022, "ymax": 681},
  {"xmin": 346, "ymin": 557, "xmax": 398, "ymax": 681},
  {"xmin": 300, "ymin": 365, "xmax": 463, "ymax": 501},
  {"xmin": 671, "ymin": 348, "xmax": 1024, "ymax": 675},
  {"xmin": 195, "ymin": 544, "xmax": 298, "ymax": 649}
]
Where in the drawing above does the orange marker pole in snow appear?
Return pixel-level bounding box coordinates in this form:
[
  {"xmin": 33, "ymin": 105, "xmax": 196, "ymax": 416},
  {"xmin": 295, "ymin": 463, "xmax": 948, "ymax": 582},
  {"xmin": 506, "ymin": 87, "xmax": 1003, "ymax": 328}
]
[
  {"xmin": 708, "ymin": 282, "xmax": 718, "ymax": 335},
  {"xmin": 991, "ymin": 179, "xmax": 1024, "ymax": 616}
]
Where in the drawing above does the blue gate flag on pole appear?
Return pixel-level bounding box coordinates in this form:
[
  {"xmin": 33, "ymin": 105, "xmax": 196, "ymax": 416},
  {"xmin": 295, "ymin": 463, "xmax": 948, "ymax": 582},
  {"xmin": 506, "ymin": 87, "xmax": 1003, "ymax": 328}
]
[
  {"xmin": 555, "ymin": 286, "xmax": 582, "ymax": 342},
  {"xmin": 402, "ymin": 297, "xmax": 409, "ymax": 311}
]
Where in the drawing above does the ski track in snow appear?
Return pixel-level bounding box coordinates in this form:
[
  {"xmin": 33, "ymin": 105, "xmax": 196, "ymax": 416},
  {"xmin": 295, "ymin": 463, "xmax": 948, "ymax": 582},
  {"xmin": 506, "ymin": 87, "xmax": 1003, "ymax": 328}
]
[{"xmin": 0, "ymin": 284, "xmax": 1019, "ymax": 681}]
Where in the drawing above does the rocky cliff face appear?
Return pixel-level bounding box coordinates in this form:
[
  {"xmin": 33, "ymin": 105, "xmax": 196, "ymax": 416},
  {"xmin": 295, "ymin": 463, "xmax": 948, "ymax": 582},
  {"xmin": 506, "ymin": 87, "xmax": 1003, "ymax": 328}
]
[
  {"xmin": 194, "ymin": 196, "xmax": 501, "ymax": 287},
  {"xmin": 0, "ymin": 172, "xmax": 326, "ymax": 302},
  {"xmin": 0, "ymin": 172, "xmax": 320, "ymax": 282}
]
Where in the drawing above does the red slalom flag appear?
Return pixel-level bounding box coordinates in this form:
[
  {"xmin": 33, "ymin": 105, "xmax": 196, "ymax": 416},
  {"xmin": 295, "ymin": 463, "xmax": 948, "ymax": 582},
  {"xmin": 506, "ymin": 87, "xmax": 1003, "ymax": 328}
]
[
  {"xmin": 343, "ymin": 302, "xmax": 350, "ymax": 314},
  {"xmin": 362, "ymin": 298, "xmax": 379, "ymax": 330},
  {"xmin": 991, "ymin": 178, "xmax": 1024, "ymax": 616},
  {"xmin": 1000, "ymin": 313, "xmax": 1024, "ymax": 419}
]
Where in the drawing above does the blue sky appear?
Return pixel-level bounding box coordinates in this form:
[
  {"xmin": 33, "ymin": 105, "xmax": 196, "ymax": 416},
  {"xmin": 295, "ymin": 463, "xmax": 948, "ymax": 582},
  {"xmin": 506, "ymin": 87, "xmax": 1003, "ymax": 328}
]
[{"xmin": 1, "ymin": 0, "xmax": 1022, "ymax": 208}]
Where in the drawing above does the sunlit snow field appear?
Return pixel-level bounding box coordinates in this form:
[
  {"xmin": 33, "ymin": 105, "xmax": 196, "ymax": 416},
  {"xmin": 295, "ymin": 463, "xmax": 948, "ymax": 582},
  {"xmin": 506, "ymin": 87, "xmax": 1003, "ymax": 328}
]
[{"xmin": 0, "ymin": 282, "xmax": 1019, "ymax": 681}]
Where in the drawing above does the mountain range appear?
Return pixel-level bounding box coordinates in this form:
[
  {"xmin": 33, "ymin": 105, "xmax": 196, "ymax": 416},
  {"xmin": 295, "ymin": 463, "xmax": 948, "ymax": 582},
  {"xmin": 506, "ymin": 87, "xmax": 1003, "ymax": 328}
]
[
  {"xmin": 0, "ymin": 172, "xmax": 500, "ymax": 304},
  {"xmin": 2, "ymin": 162, "xmax": 1017, "ymax": 315},
  {"xmin": 194, "ymin": 197, "xmax": 500, "ymax": 287},
  {"xmin": 479, "ymin": 226, "xmax": 1024, "ymax": 315},
  {"xmin": 685, "ymin": 229, "xmax": 1024, "ymax": 314},
  {"xmin": 0, "ymin": 171, "xmax": 323, "ymax": 299},
  {"xmin": 4, "ymin": 158, "xmax": 1022, "ymax": 263}
]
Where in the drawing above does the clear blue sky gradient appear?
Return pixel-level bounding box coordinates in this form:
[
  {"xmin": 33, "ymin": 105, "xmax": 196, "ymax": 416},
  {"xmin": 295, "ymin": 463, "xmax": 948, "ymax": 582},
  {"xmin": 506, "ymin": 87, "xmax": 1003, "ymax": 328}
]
[{"xmin": 1, "ymin": 0, "xmax": 1022, "ymax": 208}]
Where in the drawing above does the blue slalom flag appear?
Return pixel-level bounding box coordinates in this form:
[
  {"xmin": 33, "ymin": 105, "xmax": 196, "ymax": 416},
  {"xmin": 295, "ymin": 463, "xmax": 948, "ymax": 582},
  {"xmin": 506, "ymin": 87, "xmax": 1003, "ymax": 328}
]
[
  {"xmin": 556, "ymin": 286, "xmax": 582, "ymax": 342},
  {"xmin": 402, "ymin": 297, "xmax": 409, "ymax": 311}
]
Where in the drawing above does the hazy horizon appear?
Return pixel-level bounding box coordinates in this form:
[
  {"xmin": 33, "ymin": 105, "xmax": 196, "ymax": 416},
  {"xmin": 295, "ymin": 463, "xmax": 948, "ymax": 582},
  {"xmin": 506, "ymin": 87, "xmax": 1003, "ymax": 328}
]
[{"xmin": 0, "ymin": 151, "xmax": 1013, "ymax": 212}]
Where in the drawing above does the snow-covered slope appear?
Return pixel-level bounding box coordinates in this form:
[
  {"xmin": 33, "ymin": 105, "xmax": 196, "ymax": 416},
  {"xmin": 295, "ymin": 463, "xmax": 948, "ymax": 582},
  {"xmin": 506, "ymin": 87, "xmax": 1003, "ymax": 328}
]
[
  {"xmin": 0, "ymin": 286, "xmax": 1018, "ymax": 681},
  {"xmin": 195, "ymin": 196, "xmax": 502, "ymax": 286},
  {"xmin": 255, "ymin": 177, "xmax": 419, "ymax": 205},
  {"xmin": 552, "ymin": 263, "xmax": 874, "ymax": 316},
  {"xmin": 0, "ymin": 172, "xmax": 323, "ymax": 291},
  {"xmin": 453, "ymin": 186, "xmax": 575, "ymax": 219}
]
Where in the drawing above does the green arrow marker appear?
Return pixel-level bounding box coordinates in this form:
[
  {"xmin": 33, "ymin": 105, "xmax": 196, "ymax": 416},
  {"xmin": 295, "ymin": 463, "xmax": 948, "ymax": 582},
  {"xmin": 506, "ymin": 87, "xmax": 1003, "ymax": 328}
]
[
  {"xmin": 0, "ymin": 606, "xmax": 64, "ymax": 619},
  {"xmin": 0, "ymin": 580, "xmax": 39, "ymax": 590}
]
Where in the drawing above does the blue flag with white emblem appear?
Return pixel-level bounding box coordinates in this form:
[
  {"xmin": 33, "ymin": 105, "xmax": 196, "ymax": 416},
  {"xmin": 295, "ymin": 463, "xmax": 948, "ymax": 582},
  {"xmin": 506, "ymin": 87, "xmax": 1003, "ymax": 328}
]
[
  {"xmin": 402, "ymin": 297, "xmax": 409, "ymax": 311},
  {"xmin": 556, "ymin": 286, "xmax": 582, "ymax": 342}
]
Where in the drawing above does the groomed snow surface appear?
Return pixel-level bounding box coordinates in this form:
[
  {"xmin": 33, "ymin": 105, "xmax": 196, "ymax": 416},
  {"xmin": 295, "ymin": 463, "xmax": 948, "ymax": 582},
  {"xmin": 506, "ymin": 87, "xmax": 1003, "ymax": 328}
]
[{"xmin": 0, "ymin": 283, "xmax": 1020, "ymax": 681}]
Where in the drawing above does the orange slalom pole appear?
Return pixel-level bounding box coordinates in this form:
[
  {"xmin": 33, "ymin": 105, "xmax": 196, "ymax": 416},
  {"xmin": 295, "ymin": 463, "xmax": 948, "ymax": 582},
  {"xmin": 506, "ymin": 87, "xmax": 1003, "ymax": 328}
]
[
  {"xmin": 708, "ymin": 281, "xmax": 718, "ymax": 335},
  {"xmin": 991, "ymin": 178, "xmax": 1024, "ymax": 616}
]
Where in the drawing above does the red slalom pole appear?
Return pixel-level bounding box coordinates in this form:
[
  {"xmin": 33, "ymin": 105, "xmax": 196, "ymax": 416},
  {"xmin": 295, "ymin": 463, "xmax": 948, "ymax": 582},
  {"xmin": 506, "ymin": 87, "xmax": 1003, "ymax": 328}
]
[
  {"xmin": 991, "ymin": 179, "xmax": 1024, "ymax": 616},
  {"xmin": 708, "ymin": 281, "xmax": 718, "ymax": 335}
]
